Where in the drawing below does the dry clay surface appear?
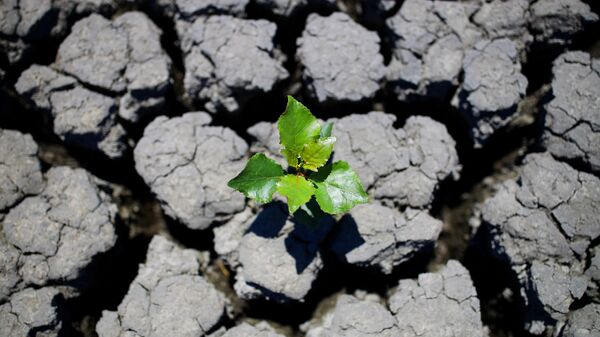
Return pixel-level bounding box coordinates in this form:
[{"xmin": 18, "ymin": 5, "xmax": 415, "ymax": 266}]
[{"xmin": 1, "ymin": 0, "xmax": 599, "ymax": 337}]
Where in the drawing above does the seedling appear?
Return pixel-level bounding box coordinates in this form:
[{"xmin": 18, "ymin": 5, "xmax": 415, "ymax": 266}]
[{"xmin": 228, "ymin": 96, "xmax": 369, "ymax": 216}]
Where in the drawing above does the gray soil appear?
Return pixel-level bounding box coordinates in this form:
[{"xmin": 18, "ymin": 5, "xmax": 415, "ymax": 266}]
[{"xmin": 1, "ymin": 0, "xmax": 599, "ymax": 337}]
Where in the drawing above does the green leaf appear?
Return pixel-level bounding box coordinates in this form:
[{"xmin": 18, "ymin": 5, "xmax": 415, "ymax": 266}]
[
  {"xmin": 276, "ymin": 174, "xmax": 316, "ymax": 214},
  {"xmin": 278, "ymin": 96, "xmax": 321, "ymax": 168},
  {"xmin": 300, "ymin": 137, "xmax": 336, "ymax": 172},
  {"xmin": 320, "ymin": 122, "xmax": 333, "ymax": 138},
  {"xmin": 227, "ymin": 153, "xmax": 285, "ymax": 203},
  {"xmin": 312, "ymin": 161, "xmax": 369, "ymax": 215}
]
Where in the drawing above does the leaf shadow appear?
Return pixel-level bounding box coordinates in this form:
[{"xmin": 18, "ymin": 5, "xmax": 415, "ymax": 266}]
[
  {"xmin": 245, "ymin": 201, "xmax": 336, "ymax": 275},
  {"xmin": 284, "ymin": 234, "xmax": 319, "ymax": 275},
  {"xmin": 328, "ymin": 214, "xmax": 366, "ymax": 259},
  {"xmin": 246, "ymin": 202, "xmax": 288, "ymax": 238},
  {"xmin": 286, "ymin": 203, "xmax": 336, "ymax": 274}
]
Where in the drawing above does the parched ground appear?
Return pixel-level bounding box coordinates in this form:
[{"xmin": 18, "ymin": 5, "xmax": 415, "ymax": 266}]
[{"xmin": 1, "ymin": 0, "xmax": 599, "ymax": 337}]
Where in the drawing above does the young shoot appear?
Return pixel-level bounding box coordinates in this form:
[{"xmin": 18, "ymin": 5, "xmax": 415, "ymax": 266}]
[{"xmin": 228, "ymin": 96, "xmax": 369, "ymax": 215}]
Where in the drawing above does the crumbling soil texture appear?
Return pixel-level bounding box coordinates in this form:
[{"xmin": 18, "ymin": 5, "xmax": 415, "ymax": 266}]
[{"xmin": 1, "ymin": 0, "xmax": 599, "ymax": 337}]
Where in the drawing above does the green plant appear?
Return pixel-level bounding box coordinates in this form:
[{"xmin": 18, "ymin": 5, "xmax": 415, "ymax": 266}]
[{"xmin": 228, "ymin": 96, "xmax": 369, "ymax": 216}]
